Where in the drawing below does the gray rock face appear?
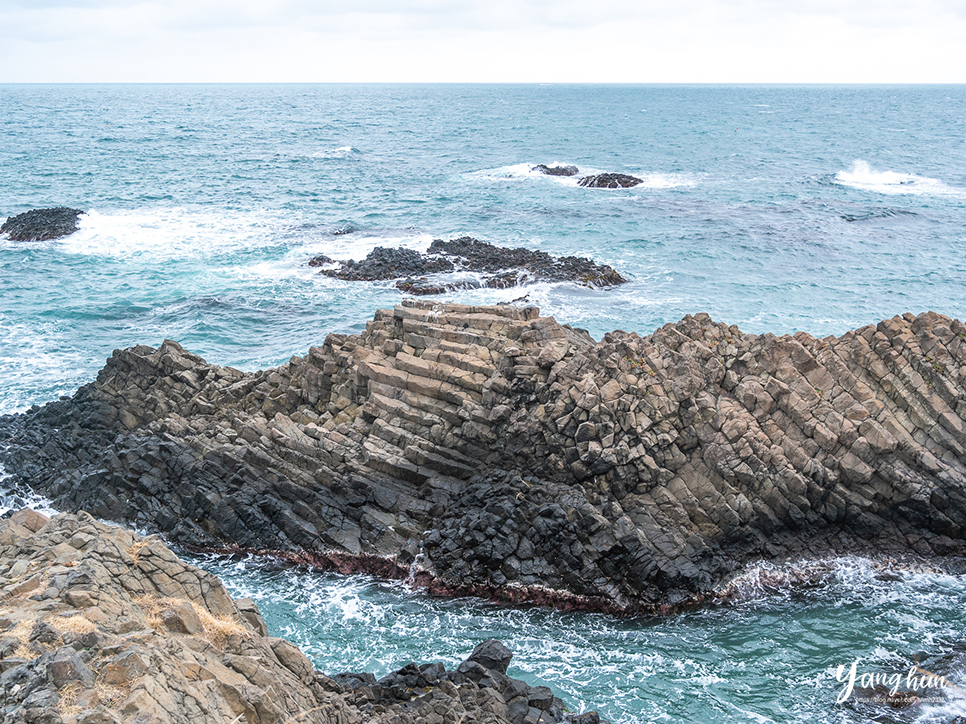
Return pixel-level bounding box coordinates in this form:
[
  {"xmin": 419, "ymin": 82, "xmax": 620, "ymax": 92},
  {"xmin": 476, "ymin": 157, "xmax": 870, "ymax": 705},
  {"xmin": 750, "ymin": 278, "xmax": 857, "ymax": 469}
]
[
  {"xmin": 1, "ymin": 208, "xmax": 84, "ymax": 241},
  {"xmin": 0, "ymin": 511, "xmax": 600, "ymax": 724},
  {"xmin": 2, "ymin": 303, "xmax": 966, "ymax": 613}
]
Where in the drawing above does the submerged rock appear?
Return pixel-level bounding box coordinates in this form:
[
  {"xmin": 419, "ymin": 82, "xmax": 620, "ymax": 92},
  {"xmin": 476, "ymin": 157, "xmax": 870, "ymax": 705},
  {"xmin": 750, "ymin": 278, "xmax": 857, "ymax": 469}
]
[
  {"xmin": 2, "ymin": 304, "xmax": 966, "ymax": 614},
  {"xmin": 0, "ymin": 510, "xmax": 600, "ymax": 724},
  {"xmin": 533, "ymin": 164, "xmax": 579, "ymax": 177},
  {"xmin": 577, "ymin": 174, "xmax": 642, "ymax": 189},
  {"xmin": 1, "ymin": 207, "xmax": 84, "ymax": 241},
  {"xmin": 319, "ymin": 236, "xmax": 627, "ymax": 294}
]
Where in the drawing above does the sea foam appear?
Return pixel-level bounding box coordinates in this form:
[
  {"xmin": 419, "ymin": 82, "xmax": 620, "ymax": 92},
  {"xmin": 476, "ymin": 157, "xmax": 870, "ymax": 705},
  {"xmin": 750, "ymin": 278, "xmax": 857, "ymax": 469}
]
[{"xmin": 835, "ymin": 160, "xmax": 965, "ymax": 198}]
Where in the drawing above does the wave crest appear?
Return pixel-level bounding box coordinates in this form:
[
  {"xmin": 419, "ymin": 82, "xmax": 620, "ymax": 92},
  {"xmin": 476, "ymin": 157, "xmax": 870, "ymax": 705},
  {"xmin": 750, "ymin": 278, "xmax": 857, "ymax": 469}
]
[{"xmin": 835, "ymin": 160, "xmax": 965, "ymax": 198}]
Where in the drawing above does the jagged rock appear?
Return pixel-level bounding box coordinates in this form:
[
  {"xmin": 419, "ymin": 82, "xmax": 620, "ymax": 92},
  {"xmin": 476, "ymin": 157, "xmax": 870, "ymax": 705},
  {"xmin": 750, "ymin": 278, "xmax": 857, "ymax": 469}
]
[
  {"xmin": 1, "ymin": 208, "xmax": 84, "ymax": 241},
  {"xmin": 532, "ymin": 165, "xmax": 579, "ymax": 177},
  {"xmin": 577, "ymin": 174, "xmax": 642, "ymax": 189},
  {"xmin": 467, "ymin": 640, "xmax": 513, "ymax": 675},
  {"xmin": 2, "ymin": 304, "xmax": 966, "ymax": 613},
  {"xmin": 307, "ymin": 254, "xmax": 334, "ymax": 267},
  {"xmin": 0, "ymin": 511, "xmax": 601, "ymax": 724},
  {"xmin": 318, "ymin": 237, "xmax": 627, "ymax": 294}
]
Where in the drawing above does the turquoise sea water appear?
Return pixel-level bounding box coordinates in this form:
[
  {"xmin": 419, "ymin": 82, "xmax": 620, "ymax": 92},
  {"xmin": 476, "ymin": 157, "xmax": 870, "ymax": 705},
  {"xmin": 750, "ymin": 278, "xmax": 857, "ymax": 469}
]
[{"xmin": 2, "ymin": 84, "xmax": 966, "ymax": 722}]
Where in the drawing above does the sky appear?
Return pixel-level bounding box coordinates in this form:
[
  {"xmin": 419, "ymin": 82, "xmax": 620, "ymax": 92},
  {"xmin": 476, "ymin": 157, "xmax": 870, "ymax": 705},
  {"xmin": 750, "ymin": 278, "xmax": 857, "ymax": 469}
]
[{"xmin": 2, "ymin": 0, "xmax": 964, "ymax": 83}]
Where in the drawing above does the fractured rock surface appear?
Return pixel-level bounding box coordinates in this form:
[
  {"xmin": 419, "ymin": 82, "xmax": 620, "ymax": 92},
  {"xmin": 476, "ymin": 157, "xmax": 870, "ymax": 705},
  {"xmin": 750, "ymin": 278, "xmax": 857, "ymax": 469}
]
[
  {"xmin": 0, "ymin": 510, "xmax": 602, "ymax": 724},
  {"xmin": 2, "ymin": 302, "xmax": 966, "ymax": 611}
]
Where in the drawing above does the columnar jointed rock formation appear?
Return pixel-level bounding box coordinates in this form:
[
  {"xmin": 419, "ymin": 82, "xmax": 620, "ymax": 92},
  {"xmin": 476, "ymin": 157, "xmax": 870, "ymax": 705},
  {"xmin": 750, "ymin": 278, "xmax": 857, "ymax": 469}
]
[
  {"xmin": 2, "ymin": 303, "xmax": 966, "ymax": 612},
  {"xmin": 0, "ymin": 510, "xmax": 602, "ymax": 724}
]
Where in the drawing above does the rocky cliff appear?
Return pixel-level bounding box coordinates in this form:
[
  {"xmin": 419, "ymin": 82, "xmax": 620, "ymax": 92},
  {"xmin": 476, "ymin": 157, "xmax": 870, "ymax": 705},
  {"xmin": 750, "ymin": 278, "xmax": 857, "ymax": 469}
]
[
  {"xmin": 2, "ymin": 302, "xmax": 965, "ymax": 612},
  {"xmin": 0, "ymin": 509, "xmax": 601, "ymax": 724}
]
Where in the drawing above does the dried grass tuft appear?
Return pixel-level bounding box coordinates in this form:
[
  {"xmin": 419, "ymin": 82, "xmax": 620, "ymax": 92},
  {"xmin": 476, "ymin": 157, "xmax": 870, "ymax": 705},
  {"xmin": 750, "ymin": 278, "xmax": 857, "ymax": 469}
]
[
  {"xmin": 58, "ymin": 682, "xmax": 83, "ymax": 717},
  {"xmin": 95, "ymin": 681, "xmax": 129, "ymax": 710},
  {"xmin": 5, "ymin": 621, "xmax": 38, "ymax": 659},
  {"xmin": 127, "ymin": 541, "xmax": 149, "ymax": 565},
  {"xmin": 134, "ymin": 595, "xmax": 250, "ymax": 648},
  {"xmin": 53, "ymin": 614, "xmax": 97, "ymax": 635}
]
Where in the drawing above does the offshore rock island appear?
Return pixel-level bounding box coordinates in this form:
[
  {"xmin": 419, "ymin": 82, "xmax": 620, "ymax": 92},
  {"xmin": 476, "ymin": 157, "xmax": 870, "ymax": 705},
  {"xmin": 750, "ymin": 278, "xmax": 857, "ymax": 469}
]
[
  {"xmin": 311, "ymin": 237, "xmax": 627, "ymax": 296},
  {"xmin": 2, "ymin": 302, "xmax": 966, "ymax": 614}
]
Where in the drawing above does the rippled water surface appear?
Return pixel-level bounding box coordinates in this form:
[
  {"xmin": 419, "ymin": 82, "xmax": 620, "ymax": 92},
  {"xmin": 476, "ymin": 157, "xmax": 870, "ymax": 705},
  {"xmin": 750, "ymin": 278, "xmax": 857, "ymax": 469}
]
[
  {"xmin": 3, "ymin": 84, "xmax": 966, "ymax": 722},
  {"xmin": 192, "ymin": 554, "xmax": 966, "ymax": 724}
]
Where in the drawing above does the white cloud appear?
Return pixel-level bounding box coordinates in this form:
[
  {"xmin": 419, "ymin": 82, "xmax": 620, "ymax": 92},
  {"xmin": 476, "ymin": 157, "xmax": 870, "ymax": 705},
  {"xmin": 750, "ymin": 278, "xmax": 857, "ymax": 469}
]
[{"xmin": 0, "ymin": 0, "xmax": 963, "ymax": 81}]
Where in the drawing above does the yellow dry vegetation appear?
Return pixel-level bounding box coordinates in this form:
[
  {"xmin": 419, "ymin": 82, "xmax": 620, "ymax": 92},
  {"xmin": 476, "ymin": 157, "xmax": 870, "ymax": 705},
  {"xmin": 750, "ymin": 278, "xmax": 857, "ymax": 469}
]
[
  {"xmin": 4, "ymin": 613, "xmax": 98, "ymax": 660},
  {"xmin": 57, "ymin": 682, "xmax": 83, "ymax": 717},
  {"xmin": 93, "ymin": 681, "xmax": 130, "ymax": 710},
  {"xmin": 134, "ymin": 595, "xmax": 251, "ymax": 648},
  {"xmin": 6, "ymin": 620, "xmax": 37, "ymax": 659},
  {"xmin": 53, "ymin": 614, "xmax": 98, "ymax": 635},
  {"xmin": 127, "ymin": 540, "xmax": 149, "ymax": 565}
]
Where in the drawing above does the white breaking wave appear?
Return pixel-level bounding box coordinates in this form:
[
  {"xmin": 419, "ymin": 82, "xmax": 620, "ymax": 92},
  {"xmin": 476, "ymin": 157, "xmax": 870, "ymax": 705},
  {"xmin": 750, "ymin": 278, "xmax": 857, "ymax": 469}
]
[
  {"xmin": 305, "ymin": 232, "xmax": 435, "ymax": 263},
  {"xmin": 60, "ymin": 208, "xmax": 285, "ymax": 261},
  {"xmin": 468, "ymin": 163, "xmax": 696, "ymax": 189},
  {"xmin": 835, "ymin": 160, "xmax": 966, "ymax": 198},
  {"xmin": 467, "ymin": 162, "xmax": 578, "ymax": 183},
  {"xmin": 311, "ymin": 146, "xmax": 360, "ymax": 159},
  {"xmin": 0, "ymin": 466, "xmax": 58, "ymax": 518}
]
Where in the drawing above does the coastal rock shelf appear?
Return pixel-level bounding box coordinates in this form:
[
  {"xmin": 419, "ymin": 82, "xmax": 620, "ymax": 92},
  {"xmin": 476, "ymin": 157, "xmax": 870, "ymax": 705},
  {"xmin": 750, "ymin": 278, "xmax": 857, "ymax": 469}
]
[
  {"xmin": 2, "ymin": 302, "xmax": 966, "ymax": 612},
  {"xmin": 0, "ymin": 510, "xmax": 598, "ymax": 724}
]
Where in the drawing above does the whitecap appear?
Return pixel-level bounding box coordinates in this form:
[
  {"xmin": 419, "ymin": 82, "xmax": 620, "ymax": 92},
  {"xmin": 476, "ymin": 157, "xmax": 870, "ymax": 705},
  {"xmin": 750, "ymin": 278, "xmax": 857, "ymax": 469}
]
[
  {"xmin": 636, "ymin": 173, "xmax": 697, "ymax": 189},
  {"xmin": 465, "ymin": 162, "xmax": 584, "ymax": 186},
  {"xmin": 0, "ymin": 466, "xmax": 58, "ymax": 518},
  {"xmin": 57, "ymin": 208, "xmax": 286, "ymax": 262},
  {"xmin": 834, "ymin": 160, "xmax": 966, "ymax": 198},
  {"xmin": 305, "ymin": 231, "xmax": 435, "ymax": 263},
  {"xmin": 311, "ymin": 146, "xmax": 360, "ymax": 159}
]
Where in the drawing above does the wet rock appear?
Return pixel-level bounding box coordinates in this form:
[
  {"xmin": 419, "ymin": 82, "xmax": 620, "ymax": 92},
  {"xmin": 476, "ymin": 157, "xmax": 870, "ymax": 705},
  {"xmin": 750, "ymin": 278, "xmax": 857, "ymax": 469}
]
[
  {"xmin": 577, "ymin": 174, "xmax": 642, "ymax": 189},
  {"xmin": 319, "ymin": 236, "xmax": 627, "ymax": 293},
  {"xmin": 307, "ymin": 254, "xmax": 334, "ymax": 267},
  {"xmin": 467, "ymin": 639, "xmax": 513, "ymax": 674},
  {"xmin": 324, "ymin": 245, "xmax": 454, "ymax": 281},
  {"xmin": 533, "ymin": 164, "xmax": 579, "ymax": 177},
  {"xmin": 1, "ymin": 207, "xmax": 84, "ymax": 241}
]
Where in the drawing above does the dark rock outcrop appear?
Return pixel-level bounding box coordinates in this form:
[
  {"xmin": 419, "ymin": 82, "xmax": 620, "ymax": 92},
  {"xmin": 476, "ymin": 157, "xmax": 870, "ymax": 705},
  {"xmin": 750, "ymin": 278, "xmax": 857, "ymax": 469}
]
[
  {"xmin": 308, "ymin": 254, "xmax": 334, "ymax": 267},
  {"xmin": 318, "ymin": 237, "xmax": 627, "ymax": 294},
  {"xmin": 1, "ymin": 208, "xmax": 84, "ymax": 241},
  {"xmin": 0, "ymin": 510, "xmax": 600, "ymax": 724},
  {"xmin": 532, "ymin": 165, "xmax": 579, "ymax": 177},
  {"xmin": 2, "ymin": 303, "xmax": 966, "ymax": 613},
  {"xmin": 577, "ymin": 174, "xmax": 642, "ymax": 189}
]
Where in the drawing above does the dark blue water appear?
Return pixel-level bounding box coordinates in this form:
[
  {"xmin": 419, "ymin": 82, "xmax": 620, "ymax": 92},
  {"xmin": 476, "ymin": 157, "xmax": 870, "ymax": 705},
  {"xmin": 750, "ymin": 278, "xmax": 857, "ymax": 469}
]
[{"xmin": 2, "ymin": 84, "xmax": 966, "ymax": 722}]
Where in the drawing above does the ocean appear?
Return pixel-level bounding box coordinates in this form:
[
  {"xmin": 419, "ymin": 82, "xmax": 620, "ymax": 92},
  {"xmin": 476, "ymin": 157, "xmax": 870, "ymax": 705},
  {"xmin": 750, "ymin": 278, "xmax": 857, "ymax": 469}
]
[{"xmin": 2, "ymin": 83, "xmax": 965, "ymax": 722}]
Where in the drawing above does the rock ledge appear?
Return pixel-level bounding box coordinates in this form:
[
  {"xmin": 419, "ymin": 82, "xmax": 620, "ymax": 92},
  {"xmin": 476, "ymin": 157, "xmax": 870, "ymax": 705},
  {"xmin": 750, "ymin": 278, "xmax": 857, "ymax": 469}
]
[{"xmin": 0, "ymin": 509, "xmax": 603, "ymax": 724}]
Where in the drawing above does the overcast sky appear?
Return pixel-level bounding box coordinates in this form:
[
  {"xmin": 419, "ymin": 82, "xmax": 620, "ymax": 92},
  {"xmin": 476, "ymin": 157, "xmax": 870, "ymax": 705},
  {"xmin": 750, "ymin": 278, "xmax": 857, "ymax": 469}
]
[{"xmin": 2, "ymin": 0, "xmax": 963, "ymax": 83}]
